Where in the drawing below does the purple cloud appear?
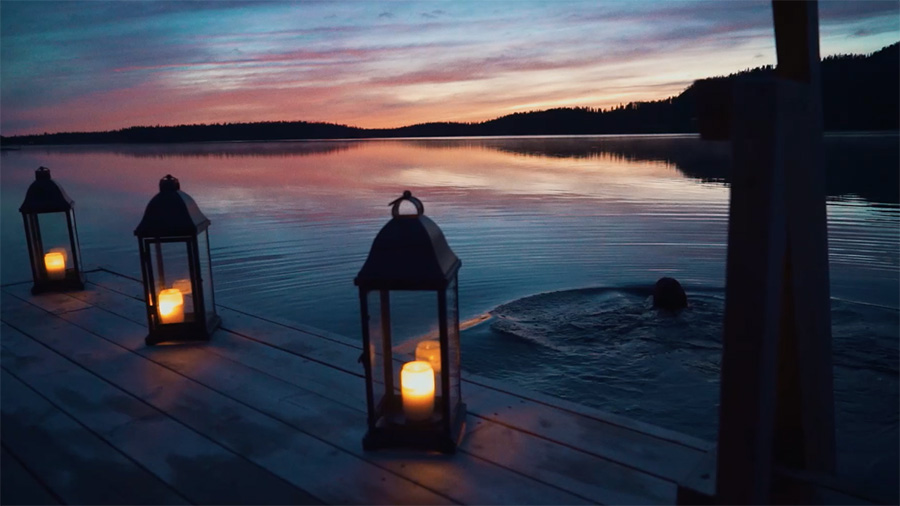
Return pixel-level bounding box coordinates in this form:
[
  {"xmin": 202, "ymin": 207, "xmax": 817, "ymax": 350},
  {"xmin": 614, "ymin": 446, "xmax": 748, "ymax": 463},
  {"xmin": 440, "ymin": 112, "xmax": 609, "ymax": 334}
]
[{"xmin": 2, "ymin": 0, "xmax": 897, "ymax": 135}]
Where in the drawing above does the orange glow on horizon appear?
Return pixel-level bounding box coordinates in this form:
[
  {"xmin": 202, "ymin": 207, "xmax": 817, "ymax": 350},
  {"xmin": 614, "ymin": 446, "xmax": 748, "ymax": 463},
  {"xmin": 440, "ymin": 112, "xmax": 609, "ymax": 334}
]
[
  {"xmin": 21, "ymin": 76, "xmax": 696, "ymax": 134},
  {"xmin": 2, "ymin": 1, "xmax": 896, "ymax": 136}
]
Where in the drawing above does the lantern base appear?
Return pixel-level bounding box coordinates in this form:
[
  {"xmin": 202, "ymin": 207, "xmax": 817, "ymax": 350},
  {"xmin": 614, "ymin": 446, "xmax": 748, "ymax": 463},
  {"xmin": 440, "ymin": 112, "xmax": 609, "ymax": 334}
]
[
  {"xmin": 145, "ymin": 314, "xmax": 221, "ymax": 346},
  {"xmin": 31, "ymin": 272, "xmax": 86, "ymax": 295},
  {"xmin": 362, "ymin": 400, "xmax": 466, "ymax": 453}
]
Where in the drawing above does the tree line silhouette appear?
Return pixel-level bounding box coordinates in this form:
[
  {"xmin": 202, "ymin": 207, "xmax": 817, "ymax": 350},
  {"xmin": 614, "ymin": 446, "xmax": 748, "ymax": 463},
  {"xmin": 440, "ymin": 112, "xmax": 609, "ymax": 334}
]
[{"xmin": 2, "ymin": 43, "xmax": 896, "ymax": 146}]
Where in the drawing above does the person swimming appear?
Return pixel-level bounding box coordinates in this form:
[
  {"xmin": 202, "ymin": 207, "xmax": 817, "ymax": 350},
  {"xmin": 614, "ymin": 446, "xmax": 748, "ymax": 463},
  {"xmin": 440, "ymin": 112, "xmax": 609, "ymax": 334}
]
[{"xmin": 652, "ymin": 277, "xmax": 688, "ymax": 311}]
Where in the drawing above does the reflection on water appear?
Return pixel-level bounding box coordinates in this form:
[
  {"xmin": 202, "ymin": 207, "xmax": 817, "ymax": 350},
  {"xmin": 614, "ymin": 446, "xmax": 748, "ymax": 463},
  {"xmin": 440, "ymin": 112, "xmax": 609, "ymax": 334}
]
[
  {"xmin": 393, "ymin": 133, "xmax": 900, "ymax": 203},
  {"xmin": 2, "ymin": 135, "xmax": 741, "ymax": 327},
  {"xmin": 3, "ymin": 135, "xmax": 896, "ymax": 318},
  {"xmin": 1, "ymin": 134, "xmax": 897, "ymax": 493}
]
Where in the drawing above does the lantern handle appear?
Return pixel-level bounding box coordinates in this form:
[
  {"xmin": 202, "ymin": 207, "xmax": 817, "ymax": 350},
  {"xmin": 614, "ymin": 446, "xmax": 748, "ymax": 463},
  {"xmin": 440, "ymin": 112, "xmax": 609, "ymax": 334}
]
[{"xmin": 389, "ymin": 190, "xmax": 424, "ymax": 217}]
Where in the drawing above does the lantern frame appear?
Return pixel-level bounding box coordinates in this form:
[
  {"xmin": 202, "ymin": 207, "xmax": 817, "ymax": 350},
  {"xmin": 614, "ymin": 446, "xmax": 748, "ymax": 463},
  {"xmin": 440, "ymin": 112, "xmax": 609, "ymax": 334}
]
[
  {"xmin": 135, "ymin": 175, "xmax": 220, "ymax": 346},
  {"xmin": 355, "ymin": 191, "xmax": 466, "ymax": 453},
  {"xmin": 19, "ymin": 166, "xmax": 86, "ymax": 294}
]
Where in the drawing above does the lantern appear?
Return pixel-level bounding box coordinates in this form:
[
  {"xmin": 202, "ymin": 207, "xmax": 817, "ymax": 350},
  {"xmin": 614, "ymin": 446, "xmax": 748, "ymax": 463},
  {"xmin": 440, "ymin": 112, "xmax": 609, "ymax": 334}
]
[
  {"xmin": 134, "ymin": 175, "xmax": 220, "ymax": 345},
  {"xmin": 19, "ymin": 167, "xmax": 86, "ymax": 294},
  {"xmin": 355, "ymin": 191, "xmax": 465, "ymax": 453}
]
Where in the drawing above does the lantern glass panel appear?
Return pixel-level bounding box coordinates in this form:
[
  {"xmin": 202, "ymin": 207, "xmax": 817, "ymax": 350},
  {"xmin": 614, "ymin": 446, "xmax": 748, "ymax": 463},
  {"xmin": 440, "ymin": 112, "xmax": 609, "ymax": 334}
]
[
  {"xmin": 390, "ymin": 291, "xmax": 440, "ymax": 344},
  {"xmin": 37, "ymin": 212, "xmax": 74, "ymax": 273},
  {"xmin": 197, "ymin": 230, "xmax": 215, "ymax": 324},
  {"xmin": 445, "ymin": 277, "xmax": 462, "ymax": 420},
  {"xmin": 69, "ymin": 212, "xmax": 84, "ymax": 273},
  {"xmin": 23, "ymin": 216, "xmax": 42, "ymax": 278},
  {"xmin": 390, "ymin": 290, "xmax": 442, "ymax": 399},
  {"xmin": 149, "ymin": 240, "xmax": 196, "ymax": 322},
  {"xmin": 366, "ymin": 289, "xmax": 388, "ymax": 412}
]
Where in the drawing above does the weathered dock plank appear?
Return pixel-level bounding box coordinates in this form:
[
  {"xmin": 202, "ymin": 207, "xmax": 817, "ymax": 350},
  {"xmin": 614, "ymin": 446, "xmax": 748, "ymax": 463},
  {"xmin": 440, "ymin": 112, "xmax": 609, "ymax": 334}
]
[
  {"xmin": 58, "ymin": 305, "xmax": 600, "ymax": 505},
  {"xmin": 216, "ymin": 303, "xmax": 707, "ymax": 483},
  {"xmin": 81, "ymin": 273, "xmax": 711, "ymax": 490},
  {"xmin": 61, "ymin": 278, "xmax": 688, "ymax": 502},
  {"xmin": 0, "ymin": 365, "xmax": 185, "ymax": 505},
  {"xmin": 1, "ymin": 295, "xmax": 451, "ymax": 505},
  {"xmin": 1, "ymin": 310, "xmax": 320, "ymax": 506},
  {"xmin": 1, "ymin": 285, "xmax": 92, "ymax": 315},
  {"xmin": 211, "ymin": 302, "xmax": 709, "ymax": 487},
  {"xmin": 2, "ymin": 271, "xmax": 717, "ymax": 504},
  {"xmin": 0, "ymin": 445, "xmax": 61, "ymax": 506},
  {"xmin": 463, "ymin": 386, "xmax": 702, "ymax": 482},
  {"xmin": 54, "ymin": 283, "xmax": 666, "ymax": 505},
  {"xmin": 462, "ymin": 416, "xmax": 676, "ymax": 504},
  {"xmin": 462, "ymin": 372, "xmax": 714, "ymax": 452}
]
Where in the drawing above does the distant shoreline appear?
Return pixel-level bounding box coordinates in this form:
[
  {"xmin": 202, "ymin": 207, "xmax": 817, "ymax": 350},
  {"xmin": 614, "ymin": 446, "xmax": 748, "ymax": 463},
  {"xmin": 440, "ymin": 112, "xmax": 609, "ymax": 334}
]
[
  {"xmin": 3, "ymin": 132, "xmax": 707, "ymax": 147},
  {"xmin": 3, "ymin": 42, "xmax": 897, "ymax": 146},
  {"xmin": 2, "ymin": 130, "xmax": 898, "ymax": 149}
]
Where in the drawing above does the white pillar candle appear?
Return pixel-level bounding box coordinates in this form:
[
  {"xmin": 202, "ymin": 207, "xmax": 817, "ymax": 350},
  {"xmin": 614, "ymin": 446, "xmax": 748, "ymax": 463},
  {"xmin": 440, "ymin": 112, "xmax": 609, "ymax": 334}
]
[
  {"xmin": 401, "ymin": 361, "xmax": 435, "ymax": 422},
  {"xmin": 415, "ymin": 340, "xmax": 442, "ymax": 375},
  {"xmin": 158, "ymin": 288, "xmax": 185, "ymax": 324},
  {"xmin": 44, "ymin": 251, "xmax": 66, "ymax": 280},
  {"xmin": 173, "ymin": 278, "xmax": 192, "ymax": 295}
]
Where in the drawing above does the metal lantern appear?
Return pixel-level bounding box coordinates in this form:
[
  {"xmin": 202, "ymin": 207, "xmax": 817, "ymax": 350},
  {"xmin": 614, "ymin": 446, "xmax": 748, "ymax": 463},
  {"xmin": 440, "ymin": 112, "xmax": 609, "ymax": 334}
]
[
  {"xmin": 134, "ymin": 175, "xmax": 220, "ymax": 346},
  {"xmin": 355, "ymin": 190, "xmax": 465, "ymax": 453},
  {"xmin": 19, "ymin": 166, "xmax": 86, "ymax": 294}
]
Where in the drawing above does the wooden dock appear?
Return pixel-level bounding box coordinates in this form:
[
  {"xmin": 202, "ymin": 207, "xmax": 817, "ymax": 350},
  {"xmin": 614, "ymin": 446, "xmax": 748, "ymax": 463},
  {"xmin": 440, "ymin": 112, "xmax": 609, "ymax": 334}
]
[{"xmin": 1, "ymin": 269, "xmax": 716, "ymax": 505}]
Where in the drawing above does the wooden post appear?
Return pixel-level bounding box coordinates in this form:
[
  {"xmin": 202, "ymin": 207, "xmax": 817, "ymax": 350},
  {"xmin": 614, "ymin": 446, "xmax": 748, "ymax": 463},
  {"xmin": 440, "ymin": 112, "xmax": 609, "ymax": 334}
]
[
  {"xmin": 770, "ymin": 1, "xmax": 836, "ymax": 478},
  {"xmin": 715, "ymin": 1, "xmax": 835, "ymax": 503}
]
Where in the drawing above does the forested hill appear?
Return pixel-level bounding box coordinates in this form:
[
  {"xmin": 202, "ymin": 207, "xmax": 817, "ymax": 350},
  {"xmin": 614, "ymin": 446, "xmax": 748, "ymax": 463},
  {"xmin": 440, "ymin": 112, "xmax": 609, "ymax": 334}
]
[{"xmin": 3, "ymin": 43, "xmax": 896, "ymax": 145}]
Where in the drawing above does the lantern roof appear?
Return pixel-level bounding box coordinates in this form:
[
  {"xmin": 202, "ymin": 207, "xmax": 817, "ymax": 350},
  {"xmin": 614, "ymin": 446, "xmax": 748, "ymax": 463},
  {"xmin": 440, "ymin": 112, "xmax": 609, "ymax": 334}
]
[
  {"xmin": 134, "ymin": 175, "xmax": 210, "ymax": 237},
  {"xmin": 355, "ymin": 191, "xmax": 460, "ymax": 290},
  {"xmin": 19, "ymin": 167, "xmax": 74, "ymax": 214}
]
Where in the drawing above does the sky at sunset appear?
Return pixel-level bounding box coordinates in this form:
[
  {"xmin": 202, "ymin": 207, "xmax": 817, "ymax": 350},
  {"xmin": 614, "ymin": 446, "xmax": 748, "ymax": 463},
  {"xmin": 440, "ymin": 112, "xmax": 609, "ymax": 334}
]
[{"xmin": 1, "ymin": 1, "xmax": 898, "ymax": 136}]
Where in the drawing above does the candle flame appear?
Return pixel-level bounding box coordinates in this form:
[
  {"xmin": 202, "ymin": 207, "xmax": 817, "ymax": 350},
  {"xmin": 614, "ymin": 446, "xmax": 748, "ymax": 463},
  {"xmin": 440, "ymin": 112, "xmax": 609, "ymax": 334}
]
[
  {"xmin": 44, "ymin": 251, "xmax": 66, "ymax": 270},
  {"xmin": 158, "ymin": 288, "xmax": 184, "ymax": 321}
]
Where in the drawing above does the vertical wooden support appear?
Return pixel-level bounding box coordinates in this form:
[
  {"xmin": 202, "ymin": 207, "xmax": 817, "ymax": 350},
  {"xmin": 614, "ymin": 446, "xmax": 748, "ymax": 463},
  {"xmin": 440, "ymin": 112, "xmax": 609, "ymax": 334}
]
[
  {"xmin": 770, "ymin": 1, "xmax": 836, "ymax": 477},
  {"xmin": 715, "ymin": 1, "xmax": 835, "ymax": 503},
  {"xmin": 716, "ymin": 78, "xmax": 786, "ymax": 505}
]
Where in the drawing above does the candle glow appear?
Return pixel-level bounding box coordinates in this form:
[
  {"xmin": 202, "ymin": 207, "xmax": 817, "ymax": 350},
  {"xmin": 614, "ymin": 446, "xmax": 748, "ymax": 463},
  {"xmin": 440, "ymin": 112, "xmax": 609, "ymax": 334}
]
[
  {"xmin": 415, "ymin": 340, "xmax": 442, "ymax": 375},
  {"xmin": 401, "ymin": 360, "xmax": 435, "ymax": 422},
  {"xmin": 173, "ymin": 278, "xmax": 192, "ymax": 295},
  {"xmin": 43, "ymin": 250, "xmax": 66, "ymax": 280},
  {"xmin": 158, "ymin": 288, "xmax": 185, "ymax": 324}
]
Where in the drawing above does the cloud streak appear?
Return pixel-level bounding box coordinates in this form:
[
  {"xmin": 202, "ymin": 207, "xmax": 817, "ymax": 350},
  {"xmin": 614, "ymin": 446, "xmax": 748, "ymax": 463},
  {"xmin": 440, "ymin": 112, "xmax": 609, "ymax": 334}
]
[{"xmin": 1, "ymin": 0, "xmax": 897, "ymax": 135}]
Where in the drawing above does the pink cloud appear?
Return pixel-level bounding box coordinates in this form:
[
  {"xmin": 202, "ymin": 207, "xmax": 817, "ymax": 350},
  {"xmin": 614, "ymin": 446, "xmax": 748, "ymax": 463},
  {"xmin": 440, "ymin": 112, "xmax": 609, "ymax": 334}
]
[{"xmin": 3, "ymin": 1, "xmax": 895, "ymax": 135}]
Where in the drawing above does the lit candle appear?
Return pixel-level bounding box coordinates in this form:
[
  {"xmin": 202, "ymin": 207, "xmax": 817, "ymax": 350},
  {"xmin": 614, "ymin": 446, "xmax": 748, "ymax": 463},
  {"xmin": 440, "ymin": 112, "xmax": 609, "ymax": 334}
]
[
  {"xmin": 43, "ymin": 251, "xmax": 66, "ymax": 280},
  {"xmin": 415, "ymin": 340, "xmax": 442, "ymax": 375},
  {"xmin": 173, "ymin": 278, "xmax": 192, "ymax": 295},
  {"xmin": 401, "ymin": 361, "xmax": 434, "ymax": 422},
  {"xmin": 158, "ymin": 288, "xmax": 184, "ymax": 324}
]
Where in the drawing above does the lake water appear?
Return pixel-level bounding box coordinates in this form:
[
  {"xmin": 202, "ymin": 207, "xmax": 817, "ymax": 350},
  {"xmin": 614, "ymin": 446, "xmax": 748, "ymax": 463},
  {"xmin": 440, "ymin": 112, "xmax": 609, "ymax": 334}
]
[{"xmin": 1, "ymin": 134, "xmax": 897, "ymax": 495}]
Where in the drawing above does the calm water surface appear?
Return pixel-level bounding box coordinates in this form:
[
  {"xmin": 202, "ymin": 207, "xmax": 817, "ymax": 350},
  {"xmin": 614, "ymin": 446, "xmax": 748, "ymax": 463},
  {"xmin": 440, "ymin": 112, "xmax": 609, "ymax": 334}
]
[{"xmin": 2, "ymin": 135, "xmax": 897, "ymax": 494}]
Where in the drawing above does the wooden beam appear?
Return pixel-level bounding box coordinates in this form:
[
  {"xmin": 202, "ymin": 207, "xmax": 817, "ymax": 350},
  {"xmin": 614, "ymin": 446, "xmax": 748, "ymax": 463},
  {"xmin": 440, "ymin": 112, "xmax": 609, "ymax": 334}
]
[
  {"xmin": 715, "ymin": 1, "xmax": 835, "ymax": 503},
  {"xmin": 770, "ymin": 0, "xmax": 836, "ymax": 477},
  {"xmin": 772, "ymin": 0, "xmax": 819, "ymax": 85},
  {"xmin": 715, "ymin": 78, "xmax": 787, "ymax": 505}
]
